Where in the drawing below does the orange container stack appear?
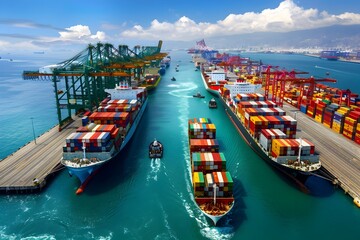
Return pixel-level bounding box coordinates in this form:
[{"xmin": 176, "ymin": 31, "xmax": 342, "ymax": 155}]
[
  {"xmin": 271, "ymin": 138, "xmax": 315, "ymax": 158},
  {"xmin": 343, "ymin": 111, "xmax": 360, "ymax": 141}
]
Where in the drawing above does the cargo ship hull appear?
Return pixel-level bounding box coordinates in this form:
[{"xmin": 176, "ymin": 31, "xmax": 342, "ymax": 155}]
[
  {"xmin": 188, "ymin": 118, "xmax": 235, "ymax": 225},
  {"xmin": 61, "ymin": 88, "xmax": 148, "ymax": 191},
  {"xmin": 199, "ymin": 68, "xmax": 320, "ymax": 183},
  {"xmin": 64, "ymin": 98, "xmax": 148, "ymax": 184}
]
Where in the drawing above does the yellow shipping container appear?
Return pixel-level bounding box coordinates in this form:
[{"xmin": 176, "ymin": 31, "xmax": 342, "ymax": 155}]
[
  {"xmin": 271, "ymin": 139, "xmax": 290, "ymax": 156},
  {"xmin": 315, "ymin": 115, "xmax": 323, "ymax": 123},
  {"xmin": 194, "ymin": 191, "xmax": 204, "ymax": 197},
  {"xmin": 345, "ymin": 117, "xmax": 356, "ymax": 124},
  {"xmin": 332, "ymin": 123, "xmax": 342, "ymax": 133}
]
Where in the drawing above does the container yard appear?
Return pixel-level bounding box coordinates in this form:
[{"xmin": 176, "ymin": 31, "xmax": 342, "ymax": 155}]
[
  {"xmin": 192, "ymin": 44, "xmax": 360, "ymax": 206},
  {"xmin": 282, "ymin": 103, "xmax": 360, "ymax": 202}
]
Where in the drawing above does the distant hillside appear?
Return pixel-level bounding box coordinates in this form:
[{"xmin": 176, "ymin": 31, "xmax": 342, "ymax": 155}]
[{"xmin": 164, "ymin": 25, "xmax": 360, "ymax": 50}]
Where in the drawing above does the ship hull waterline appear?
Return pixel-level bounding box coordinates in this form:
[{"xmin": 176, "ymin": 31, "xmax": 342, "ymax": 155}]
[
  {"xmin": 62, "ymin": 98, "xmax": 148, "ymax": 193},
  {"xmin": 200, "ymin": 72, "xmax": 319, "ymax": 191}
]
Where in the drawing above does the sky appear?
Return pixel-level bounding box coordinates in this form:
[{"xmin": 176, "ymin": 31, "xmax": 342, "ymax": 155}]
[{"xmin": 0, "ymin": 0, "xmax": 360, "ymax": 57}]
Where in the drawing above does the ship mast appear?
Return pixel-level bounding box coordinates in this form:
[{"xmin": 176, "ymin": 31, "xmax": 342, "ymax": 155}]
[
  {"xmin": 82, "ymin": 140, "xmax": 87, "ymax": 162},
  {"xmin": 213, "ymin": 183, "xmax": 218, "ymax": 205},
  {"xmin": 297, "ymin": 138, "xmax": 302, "ymax": 164}
]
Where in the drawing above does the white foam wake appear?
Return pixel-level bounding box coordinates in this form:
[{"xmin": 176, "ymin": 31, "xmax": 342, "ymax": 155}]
[{"xmin": 146, "ymin": 158, "xmax": 161, "ymax": 183}]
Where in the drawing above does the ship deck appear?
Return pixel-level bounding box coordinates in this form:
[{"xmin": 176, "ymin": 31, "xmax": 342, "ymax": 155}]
[
  {"xmin": 282, "ymin": 103, "xmax": 360, "ymax": 201},
  {"xmin": 0, "ymin": 118, "xmax": 81, "ymax": 194}
]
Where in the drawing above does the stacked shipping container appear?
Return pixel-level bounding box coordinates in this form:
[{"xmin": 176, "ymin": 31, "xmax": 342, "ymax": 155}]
[
  {"xmin": 193, "ymin": 171, "xmax": 233, "ymax": 197},
  {"xmin": 188, "ymin": 118, "xmax": 234, "ymax": 200},
  {"xmin": 343, "ymin": 111, "xmax": 360, "ymax": 141},
  {"xmin": 63, "ymin": 97, "xmax": 140, "ymax": 154}
]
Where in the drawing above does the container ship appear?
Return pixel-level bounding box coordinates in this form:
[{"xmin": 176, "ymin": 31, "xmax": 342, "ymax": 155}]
[
  {"xmin": 198, "ymin": 63, "xmax": 322, "ymax": 179},
  {"xmin": 188, "ymin": 118, "xmax": 235, "ymax": 225},
  {"xmin": 61, "ymin": 84, "xmax": 148, "ymax": 194}
]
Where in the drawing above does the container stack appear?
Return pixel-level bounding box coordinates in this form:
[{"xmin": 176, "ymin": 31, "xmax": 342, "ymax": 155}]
[
  {"xmin": 189, "ymin": 139, "xmax": 219, "ymax": 152},
  {"xmin": 233, "ymin": 93, "xmax": 265, "ymax": 103},
  {"xmin": 63, "ymin": 95, "xmax": 141, "ymax": 155},
  {"xmin": 244, "ymin": 107, "xmax": 286, "ymax": 118},
  {"xmin": 259, "ymin": 129, "xmax": 287, "ymax": 152},
  {"xmin": 343, "ymin": 111, "xmax": 360, "ymax": 141},
  {"xmin": 237, "ymin": 100, "xmax": 278, "ymax": 123},
  {"xmin": 63, "ymin": 132, "xmax": 112, "ymax": 152},
  {"xmin": 188, "ymin": 118, "xmax": 234, "ymax": 199},
  {"xmin": 271, "ymin": 138, "xmax": 315, "ymax": 158},
  {"xmin": 98, "ymin": 104, "xmax": 132, "ymax": 112},
  {"xmin": 192, "ymin": 152, "xmax": 227, "ymax": 173},
  {"xmin": 193, "ymin": 172, "xmax": 205, "ymax": 197},
  {"xmin": 306, "ymin": 101, "xmax": 316, "ymax": 118},
  {"xmin": 188, "ymin": 122, "xmax": 216, "ymax": 139},
  {"xmin": 89, "ymin": 112, "xmax": 130, "ymax": 129},
  {"xmin": 323, "ymin": 103, "xmax": 340, "ymax": 128},
  {"xmin": 332, "ymin": 107, "xmax": 351, "ymax": 133},
  {"xmin": 314, "ymin": 101, "xmax": 327, "ymax": 123},
  {"xmin": 355, "ymin": 120, "xmax": 360, "ymax": 145},
  {"xmin": 248, "ymin": 115, "xmax": 297, "ymax": 139},
  {"xmin": 203, "ymin": 172, "xmax": 233, "ymax": 197},
  {"xmin": 193, "ymin": 171, "xmax": 234, "ymax": 197},
  {"xmin": 299, "ymin": 100, "xmax": 309, "ymax": 114}
]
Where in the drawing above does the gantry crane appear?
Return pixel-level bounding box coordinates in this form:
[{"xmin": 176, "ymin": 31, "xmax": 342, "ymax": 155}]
[
  {"xmin": 262, "ymin": 67, "xmax": 336, "ymax": 107},
  {"xmin": 23, "ymin": 41, "xmax": 167, "ymax": 130}
]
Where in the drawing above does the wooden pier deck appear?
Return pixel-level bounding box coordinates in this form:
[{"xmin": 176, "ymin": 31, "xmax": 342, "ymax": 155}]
[
  {"xmin": 0, "ymin": 119, "xmax": 79, "ymax": 193},
  {"xmin": 282, "ymin": 104, "xmax": 360, "ymax": 201}
]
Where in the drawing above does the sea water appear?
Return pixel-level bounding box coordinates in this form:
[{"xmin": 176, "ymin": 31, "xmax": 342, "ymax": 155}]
[{"xmin": 0, "ymin": 51, "xmax": 359, "ymax": 240}]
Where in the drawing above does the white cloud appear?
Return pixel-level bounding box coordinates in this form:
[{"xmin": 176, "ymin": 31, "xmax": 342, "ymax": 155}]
[
  {"xmin": 59, "ymin": 25, "xmax": 106, "ymax": 41},
  {"xmin": 120, "ymin": 0, "xmax": 360, "ymax": 41}
]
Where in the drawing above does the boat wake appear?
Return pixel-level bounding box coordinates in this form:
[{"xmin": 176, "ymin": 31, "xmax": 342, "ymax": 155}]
[
  {"xmin": 314, "ymin": 65, "xmax": 347, "ymax": 74},
  {"xmin": 154, "ymin": 202, "xmax": 178, "ymax": 240},
  {"xmin": 168, "ymin": 82, "xmax": 198, "ymax": 98},
  {"xmin": 200, "ymin": 226, "xmax": 235, "ymax": 240},
  {"xmin": 146, "ymin": 158, "xmax": 161, "ymax": 182}
]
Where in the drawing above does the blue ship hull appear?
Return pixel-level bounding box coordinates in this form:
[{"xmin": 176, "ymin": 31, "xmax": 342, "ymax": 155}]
[{"xmin": 66, "ymin": 98, "xmax": 148, "ymax": 185}]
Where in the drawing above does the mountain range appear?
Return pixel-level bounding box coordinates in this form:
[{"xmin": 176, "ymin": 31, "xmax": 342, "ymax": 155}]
[{"xmin": 164, "ymin": 24, "xmax": 360, "ymax": 51}]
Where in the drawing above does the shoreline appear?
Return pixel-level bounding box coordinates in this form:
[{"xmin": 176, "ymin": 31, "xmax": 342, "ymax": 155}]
[{"xmin": 304, "ymin": 54, "xmax": 360, "ymax": 64}]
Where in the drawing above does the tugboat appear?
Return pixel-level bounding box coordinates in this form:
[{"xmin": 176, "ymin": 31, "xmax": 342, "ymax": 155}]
[
  {"xmin": 149, "ymin": 139, "xmax": 163, "ymax": 158},
  {"xmin": 171, "ymin": 77, "xmax": 176, "ymax": 81},
  {"xmin": 208, "ymin": 98, "xmax": 217, "ymax": 108},
  {"xmin": 193, "ymin": 92, "xmax": 205, "ymax": 98}
]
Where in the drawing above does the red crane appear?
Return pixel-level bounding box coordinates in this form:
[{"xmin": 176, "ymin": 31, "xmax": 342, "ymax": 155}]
[
  {"xmin": 337, "ymin": 89, "xmax": 358, "ymax": 107},
  {"xmin": 262, "ymin": 67, "xmax": 337, "ymax": 107}
]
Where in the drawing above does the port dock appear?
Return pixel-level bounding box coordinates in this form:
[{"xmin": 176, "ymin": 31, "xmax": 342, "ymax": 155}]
[
  {"xmin": 282, "ymin": 103, "xmax": 360, "ymax": 201},
  {"xmin": 0, "ymin": 119, "xmax": 79, "ymax": 194}
]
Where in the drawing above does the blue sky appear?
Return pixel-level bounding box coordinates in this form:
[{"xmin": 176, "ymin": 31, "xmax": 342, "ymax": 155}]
[{"xmin": 1, "ymin": 0, "xmax": 360, "ymax": 56}]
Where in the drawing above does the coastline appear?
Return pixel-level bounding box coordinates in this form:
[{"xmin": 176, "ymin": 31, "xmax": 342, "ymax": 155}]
[{"xmin": 304, "ymin": 53, "xmax": 360, "ymax": 64}]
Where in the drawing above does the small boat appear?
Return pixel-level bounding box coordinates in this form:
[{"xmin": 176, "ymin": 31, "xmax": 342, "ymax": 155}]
[
  {"xmin": 193, "ymin": 92, "xmax": 205, "ymax": 98},
  {"xmin": 175, "ymin": 67, "xmax": 179, "ymax": 72},
  {"xmin": 171, "ymin": 77, "xmax": 176, "ymax": 81},
  {"xmin": 149, "ymin": 139, "xmax": 163, "ymax": 158},
  {"xmin": 209, "ymin": 98, "xmax": 217, "ymax": 108}
]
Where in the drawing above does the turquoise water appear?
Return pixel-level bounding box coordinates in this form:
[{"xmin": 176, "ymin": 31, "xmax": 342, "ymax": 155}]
[{"xmin": 0, "ymin": 51, "xmax": 359, "ymax": 239}]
